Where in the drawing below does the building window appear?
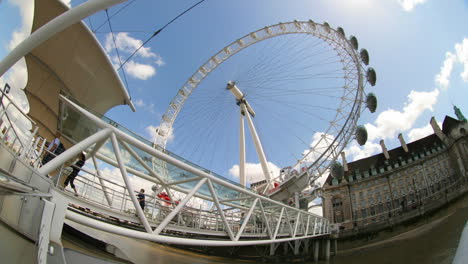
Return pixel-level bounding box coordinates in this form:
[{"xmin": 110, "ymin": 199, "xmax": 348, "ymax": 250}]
[{"xmin": 361, "ymin": 209, "xmax": 367, "ymax": 218}]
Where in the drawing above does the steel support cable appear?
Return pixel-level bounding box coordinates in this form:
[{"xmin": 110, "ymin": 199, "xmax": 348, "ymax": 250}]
[
  {"xmin": 106, "ymin": 9, "xmax": 130, "ymax": 93},
  {"xmin": 117, "ymin": 0, "xmax": 207, "ymax": 71},
  {"xmin": 93, "ymin": 0, "xmax": 137, "ymax": 33}
]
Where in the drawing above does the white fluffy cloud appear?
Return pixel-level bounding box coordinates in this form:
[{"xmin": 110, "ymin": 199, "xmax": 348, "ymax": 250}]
[
  {"xmin": 407, "ymin": 121, "xmax": 441, "ymax": 142},
  {"xmin": 397, "ymin": 0, "xmax": 427, "ymax": 11},
  {"xmin": 365, "ymin": 88, "xmax": 439, "ymax": 142},
  {"xmin": 105, "ymin": 32, "xmax": 156, "ymax": 59},
  {"xmin": 104, "ymin": 33, "xmax": 164, "ymax": 80},
  {"xmin": 343, "ymin": 88, "xmax": 439, "ymax": 162},
  {"xmin": 435, "ymin": 38, "xmax": 468, "ymax": 89},
  {"xmin": 455, "ymin": 38, "xmax": 468, "ymax": 82},
  {"xmin": 435, "ymin": 52, "xmax": 457, "ymax": 90},
  {"xmin": 228, "ymin": 162, "xmax": 281, "ymax": 184},
  {"xmin": 123, "ymin": 60, "xmax": 156, "ymax": 80}
]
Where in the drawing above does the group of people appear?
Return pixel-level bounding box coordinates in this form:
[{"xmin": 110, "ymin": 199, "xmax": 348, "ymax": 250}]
[{"xmin": 41, "ymin": 131, "xmax": 85, "ymax": 196}]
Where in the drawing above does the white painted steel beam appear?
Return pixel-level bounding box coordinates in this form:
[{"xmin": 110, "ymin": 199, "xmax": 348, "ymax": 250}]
[
  {"xmin": 0, "ymin": 0, "xmax": 127, "ymax": 78},
  {"xmin": 207, "ymin": 179, "xmax": 235, "ymax": 240},
  {"xmin": 235, "ymin": 198, "xmax": 258, "ymax": 241},
  {"xmin": 239, "ymin": 110, "xmax": 246, "ymax": 187},
  {"xmin": 241, "ymin": 103, "xmax": 272, "ymax": 187},
  {"xmin": 91, "ymin": 156, "xmax": 113, "ymax": 207},
  {"xmin": 39, "ymin": 128, "xmax": 112, "ymax": 175},
  {"xmin": 110, "ymin": 133, "xmax": 152, "ymax": 233},
  {"xmin": 153, "ymin": 178, "xmax": 207, "ymax": 235},
  {"xmin": 67, "ymin": 210, "xmax": 328, "ymax": 246}
]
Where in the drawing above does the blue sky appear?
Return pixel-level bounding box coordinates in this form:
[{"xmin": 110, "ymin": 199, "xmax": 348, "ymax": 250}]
[{"xmin": 1, "ymin": 0, "xmax": 468, "ymax": 185}]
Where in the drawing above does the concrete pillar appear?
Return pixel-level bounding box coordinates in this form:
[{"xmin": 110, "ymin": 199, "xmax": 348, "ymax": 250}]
[
  {"xmin": 270, "ymin": 243, "xmax": 276, "ymax": 256},
  {"xmin": 284, "ymin": 242, "xmax": 288, "ymax": 255},
  {"xmin": 294, "ymin": 240, "xmax": 299, "ymax": 255},
  {"xmin": 333, "ymin": 239, "xmax": 338, "ymax": 256},
  {"xmin": 314, "ymin": 240, "xmax": 320, "ymax": 262},
  {"xmin": 304, "ymin": 239, "xmax": 309, "ymax": 254},
  {"xmin": 325, "ymin": 239, "xmax": 331, "ymax": 261}
]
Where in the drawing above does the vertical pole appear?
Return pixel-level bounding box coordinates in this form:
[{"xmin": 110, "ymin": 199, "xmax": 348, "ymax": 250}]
[
  {"xmin": 325, "ymin": 239, "xmax": 330, "ymax": 260},
  {"xmin": 0, "ymin": 0, "xmax": 127, "ymax": 78},
  {"xmin": 239, "ymin": 110, "xmax": 246, "ymax": 187},
  {"xmin": 20, "ymin": 125, "xmax": 38, "ymax": 159},
  {"xmin": 110, "ymin": 133, "xmax": 152, "ymax": 233},
  {"xmin": 92, "ymin": 156, "xmax": 113, "ymax": 207},
  {"xmin": 314, "ymin": 240, "xmax": 319, "ymax": 262},
  {"xmin": 241, "ymin": 103, "xmax": 272, "ymax": 186}
]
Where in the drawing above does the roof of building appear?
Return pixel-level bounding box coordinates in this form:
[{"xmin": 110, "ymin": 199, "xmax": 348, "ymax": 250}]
[
  {"xmin": 23, "ymin": 0, "xmax": 134, "ymax": 144},
  {"xmin": 442, "ymin": 115, "xmax": 464, "ymax": 134},
  {"xmin": 324, "ymin": 128, "xmax": 445, "ymax": 186}
]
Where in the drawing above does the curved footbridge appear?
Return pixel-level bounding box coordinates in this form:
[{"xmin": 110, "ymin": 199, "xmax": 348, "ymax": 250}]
[{"xmin": 0, "ymin": 95, "xmax": 334, "ymax": 263}]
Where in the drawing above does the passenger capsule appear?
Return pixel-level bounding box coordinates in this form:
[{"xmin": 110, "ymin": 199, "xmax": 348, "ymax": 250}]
[
  {"xmin": 356, "ymin": 125, "xmax": 368, "ymax": 146},
  {"xmin": 360, "ymin": 48, "xmax": 369, "ymax": 65},
  {"xmin": 349, "ymin": 35, "xmax": 359, "ymax": 50},
  {"xmin": 366, "ymin": 93, "xmax": 378, "ymax": 113},
  {"xmin": 330, "ymin": 161, "xmax": 344, "ymax": 180},
  {"xmin": 366, "ymin": 67, "xmax": 377, "ymax": 86},
  {"xmin": 323, "ymin": 22, "xmax": 331, "ymax": 33},
  {"xmin": 337, "ymin": 27, "xmax": 345, "ymax": 37}
]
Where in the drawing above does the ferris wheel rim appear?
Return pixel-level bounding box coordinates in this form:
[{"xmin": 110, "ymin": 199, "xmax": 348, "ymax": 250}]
[{"xmin": 156, "ymin": 20, "xmax": 368, "ymax": 180}]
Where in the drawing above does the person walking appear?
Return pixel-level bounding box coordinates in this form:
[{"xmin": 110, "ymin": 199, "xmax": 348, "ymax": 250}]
[
  {"xmin": 137, "ymin": 189, "xmax": 146, "ymax": 210},
  {"xmin": 64, "ymin": 153, "xmax": 85, "ymax": 196}
]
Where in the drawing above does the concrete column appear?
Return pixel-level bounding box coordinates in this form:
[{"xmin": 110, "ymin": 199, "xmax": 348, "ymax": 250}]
[
  {"xmin": 294, "ymin": 240, "xmax": 299, "ymax": 255},
  {"xmin": 333, "ymin": 239, "xmax": 338, "ymax": 256},
  {"xmin": 314, "ymin": 240, "xmax": 320, "ymax": 262},
  {"xmin": 304, "ymin": 239, "xmax": 309, "ymax": 254},
  {"xmin": 325, "ymin": 239, "xmax": 331, "ymax": 261},
  {"xmin": 270, "ymin": 243, "xmax": 276, "ymax": 256}
]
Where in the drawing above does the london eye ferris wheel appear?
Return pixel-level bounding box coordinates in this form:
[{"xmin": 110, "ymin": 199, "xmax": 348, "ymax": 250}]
[{"xmin": 154, "ymin": 20, "xmax": 377, "ymax": 189}]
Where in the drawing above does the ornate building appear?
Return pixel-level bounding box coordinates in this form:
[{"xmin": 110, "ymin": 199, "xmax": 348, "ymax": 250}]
[{"xmin": 322, "ymin": 114, "xmax": 468, "ymax": 237}]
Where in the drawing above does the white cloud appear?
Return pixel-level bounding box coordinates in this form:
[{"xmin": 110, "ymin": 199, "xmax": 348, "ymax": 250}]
[
  {"xmin": 123, "ymin": 60, "xmax": 156, "ymax": 80},
  {"xmin": 397, "ymin": 0, "xmax": 427, "ymax": 11},
  {"xmin": 104, "ymin": 33, "xmax": 164, "ymax": 80},
  {"xmin": 435, "ymin": 38, "xmax": 468, "ymax": 89},
  {"xmin": 435, "ymin": 52, "xmax": 456, "ymax": 90},
  {"xmin": 365, "ymin": 88, "xmax": 439, "ymax": 142},
  {"xmin": 228, "ymin": 162, "xmax": 281, "ymax": 184},
  {"xmin": 407, "ymin": 122, "xmax": 441, "ymax": 142},
  {"xmin": 344, "ymin": 141, "xmax": 382, "ymax": 162},
  {"xmin": 455, "ymin": 38, "xmax": 468, "ymax": 82},
  {"xmin": 105, "ymin": 32, "xmax": 156, "ymax": 59},
  {"xmin": 7, "ymin": 0, "xmax": 33, "ymax": 51},
  {"xmin": 134, "ymin": 99, "xmax": 145, "ymax": 107}
]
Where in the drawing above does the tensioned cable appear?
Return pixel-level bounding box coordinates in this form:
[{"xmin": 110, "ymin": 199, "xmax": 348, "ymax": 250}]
[
  {"xmin": 106, "ymin": 9, "xmax": 130, "ymax": 93},
  {"xmin": 93, "ymin": 0, "xmax": 137, "ymax": 33},
  {"xmin": 118, "ymin": 0, "xmax": 207, "ymax": 71}
]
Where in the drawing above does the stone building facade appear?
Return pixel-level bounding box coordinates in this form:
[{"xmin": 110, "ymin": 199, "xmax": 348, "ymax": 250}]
[{"xmin": 322, "ymin": 115, "xmax": 468, "ymax": 237}]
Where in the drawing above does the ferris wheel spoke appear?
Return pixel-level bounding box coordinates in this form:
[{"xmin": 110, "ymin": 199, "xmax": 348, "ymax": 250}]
[{"xmin": 157, "ymin": 20, "xmax": 376, "ymax": 188}]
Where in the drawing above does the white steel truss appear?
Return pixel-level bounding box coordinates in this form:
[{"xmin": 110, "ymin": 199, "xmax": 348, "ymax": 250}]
[{"xmin": 39, "ymin": 95, "xmax": 331, "ymax": 246}]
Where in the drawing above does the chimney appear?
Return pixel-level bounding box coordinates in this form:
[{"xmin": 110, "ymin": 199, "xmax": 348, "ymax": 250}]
[
  {"xmin": 430, "ymin": 117, "xmax": 447, "ymax": 141},
  {"xmin": 380, "ymin": 139, "xmax": 390, "ymax": 159},
  {"xmin": 398, "ymin": 133, "xmax": 409, "ymax": 152},
  {"xmin": 341, "ymin": 152, "xmax": 348, "ymax": 171}
]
